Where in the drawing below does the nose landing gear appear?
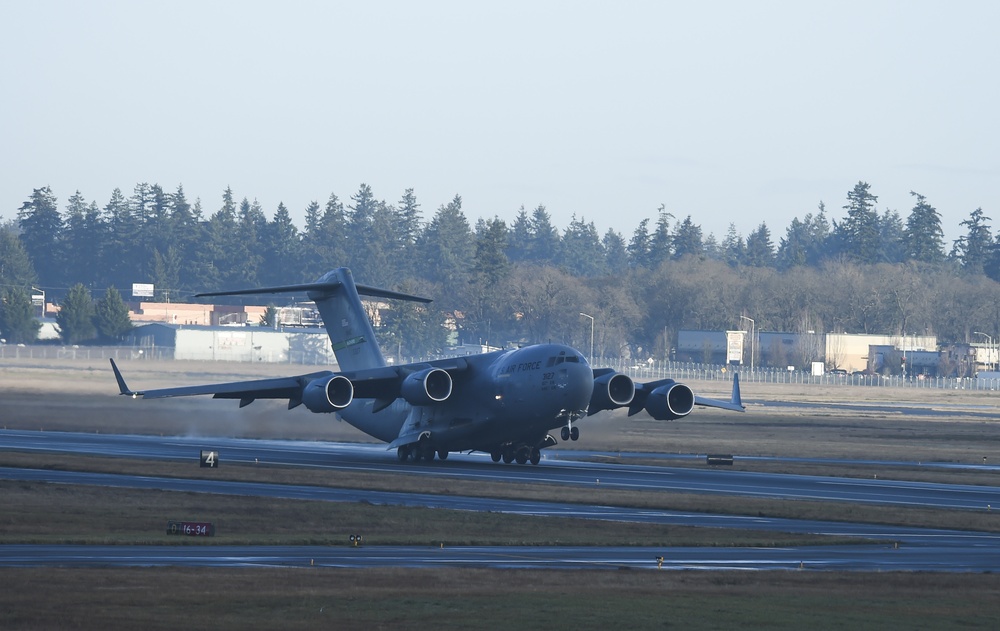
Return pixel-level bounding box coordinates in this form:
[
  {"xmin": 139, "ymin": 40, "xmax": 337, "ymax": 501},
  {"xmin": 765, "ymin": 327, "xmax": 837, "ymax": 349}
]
[
  {"xmin": 557, "ymin": 408, "xmax": 586, "ymax": 442},
  {"xmin": 560, "ymin": 423, "xmax": 580, "ymax": 442}
]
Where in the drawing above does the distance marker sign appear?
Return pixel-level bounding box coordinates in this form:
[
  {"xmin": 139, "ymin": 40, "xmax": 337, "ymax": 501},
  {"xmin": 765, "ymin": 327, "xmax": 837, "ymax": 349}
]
[{"xmin": 200, "ymin": 450, "xmax": 219, "ymax": 468}]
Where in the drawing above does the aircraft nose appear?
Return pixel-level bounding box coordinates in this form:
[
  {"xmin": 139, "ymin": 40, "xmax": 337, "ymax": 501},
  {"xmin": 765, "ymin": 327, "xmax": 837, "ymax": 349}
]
[{"xmin": 567, "ymin": 362, "xmax": 595, "ymax": 407}]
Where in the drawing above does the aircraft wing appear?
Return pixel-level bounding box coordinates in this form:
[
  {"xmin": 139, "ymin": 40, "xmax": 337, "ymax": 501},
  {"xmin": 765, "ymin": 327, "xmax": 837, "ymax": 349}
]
[
  {"xmin": 590, "ymin": 370, "xmax": 743, "ymax": 420},
  {"xmin": 111, "ymin": 359, "xmax": 333, "ymax": 407},
  {"xmin": 693, "ymin": 373, "xmax": 743, "ymax": 412},
  {"xmin": 110, "ymin": 357, "xmax": 470, "ymax": 411}
]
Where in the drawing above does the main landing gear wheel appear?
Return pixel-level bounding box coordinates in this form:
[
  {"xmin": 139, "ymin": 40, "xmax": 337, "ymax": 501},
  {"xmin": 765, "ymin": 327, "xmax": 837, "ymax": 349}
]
[
  {"xmin": 437, "ymin": 449, "xmax": 449, "ymax": 461},
  {"xmin": 529, "ymin": 448, "xmax": 541, "ymax": 465},
  {"xmin": 397, "ymin": 446, "xmax": 410, "ymax": 462},
  {"xmin": 490, "ymin": 451, "xmax": 502, "ymax": 463}
]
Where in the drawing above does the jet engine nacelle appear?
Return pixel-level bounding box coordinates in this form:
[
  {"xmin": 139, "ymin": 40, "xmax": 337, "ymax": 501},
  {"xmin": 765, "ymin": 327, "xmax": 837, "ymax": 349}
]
[
  {"xmin": 589, "ymin": 371, "xmax": 635, "ymax": 413},
  {"xmin": 401, "ymin": 367, "xmax": 453, "ymax": 406},
  {"xmin": 644, "ymin": 381, "xmax": 695, "ymax": 420},
  {"xmin": 302, "ymin": 374, "xmax": 354, "ymax": 413}
]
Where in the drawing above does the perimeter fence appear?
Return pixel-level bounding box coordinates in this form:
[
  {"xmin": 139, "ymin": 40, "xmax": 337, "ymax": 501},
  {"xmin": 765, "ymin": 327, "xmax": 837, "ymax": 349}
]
[{"xmin": 3, "ymin": 344, "xmax": 1000, "ymax": 391}]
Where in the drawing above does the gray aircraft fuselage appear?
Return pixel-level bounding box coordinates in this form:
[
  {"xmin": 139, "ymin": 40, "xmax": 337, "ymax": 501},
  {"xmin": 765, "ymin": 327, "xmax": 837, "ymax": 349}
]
[{"xmin": 341, "ymin": 343, "xmax": 593, "ymax": 452}]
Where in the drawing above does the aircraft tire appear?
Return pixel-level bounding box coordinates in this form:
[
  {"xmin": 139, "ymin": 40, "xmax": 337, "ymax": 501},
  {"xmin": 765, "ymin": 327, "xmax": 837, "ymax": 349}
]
[
  {"xmin": 502, "ymin": 450, "xmax": 513, "ymax": 464},
  {"xmin": 420, "ymin": 444, "xmax": 435, "ymax": 462},
  {"xmin": 490, "ymin": 451, "xmax": 502, "ymax": 463},
  {"xmin": 561, "ymin": 427, "xmax": 570, "ymax": 441},
  {"xmin": 515, "ymin": 450, "xmax": 528, "ymax": 465},
  {"xmin": 570, "ymin": 426, "xmax": 580, "ymax": 441},
  {"xmin": 529, "ymin": 448, "xmax": 541, "ymax": 465},
  {"xmin": 397, "ymin": 446, "xmax": 410, "ymax": 462},
  {"xmin": 437, "ymin": 449, "xmax": 449, "ymax": 461}
]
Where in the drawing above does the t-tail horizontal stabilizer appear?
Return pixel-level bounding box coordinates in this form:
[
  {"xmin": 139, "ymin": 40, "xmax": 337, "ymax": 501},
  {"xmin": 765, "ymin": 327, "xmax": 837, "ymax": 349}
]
[{"xmin": 194, "ymin": 267, "xmax": 431, "ymax": 373}]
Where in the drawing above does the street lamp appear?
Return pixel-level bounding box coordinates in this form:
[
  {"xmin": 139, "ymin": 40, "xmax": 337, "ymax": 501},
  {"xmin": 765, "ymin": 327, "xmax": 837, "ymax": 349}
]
[
  {"xmin": 739, "ymin": 315, "xmax": 755, "ymax": 370},
  {"xmin": 579, "ymin": 313, "xmax": 594, "ymax": 364},
  {"xmin": 974, "ymin": 331, "xmax": 994, "ymax": 371}
]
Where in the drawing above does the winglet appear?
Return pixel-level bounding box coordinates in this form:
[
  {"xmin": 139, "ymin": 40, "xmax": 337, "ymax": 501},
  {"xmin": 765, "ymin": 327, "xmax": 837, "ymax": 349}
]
[
  {"xmin": 110, "ymin": 358, "xmax": 141, "ymax": 398},
  {"xmin": 731, "ymin": 373, "xmax": 743, "ymax": 409}
]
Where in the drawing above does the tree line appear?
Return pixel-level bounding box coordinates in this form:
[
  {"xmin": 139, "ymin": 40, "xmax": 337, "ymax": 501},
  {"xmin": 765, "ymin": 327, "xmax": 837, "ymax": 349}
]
[{"xmin": 2, "ymin": 180, "xmax": 999, "ymax": 361}]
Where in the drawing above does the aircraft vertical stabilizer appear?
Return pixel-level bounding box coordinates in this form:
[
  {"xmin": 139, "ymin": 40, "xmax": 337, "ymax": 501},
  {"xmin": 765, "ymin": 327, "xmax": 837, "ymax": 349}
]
[
  {"xmin": 194, "ymin": 267, "xmax": 431, "ymax": 372},
  {"xmin": 307, "ymin": 268, "xmax": 388, "ymax": 371}
]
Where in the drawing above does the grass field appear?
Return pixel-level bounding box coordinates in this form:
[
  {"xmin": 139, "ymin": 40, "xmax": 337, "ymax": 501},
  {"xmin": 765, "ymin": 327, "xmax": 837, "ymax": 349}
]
[{"xmin": 3, "ymin": 357, "xmax": 1000, "ymax": 629}]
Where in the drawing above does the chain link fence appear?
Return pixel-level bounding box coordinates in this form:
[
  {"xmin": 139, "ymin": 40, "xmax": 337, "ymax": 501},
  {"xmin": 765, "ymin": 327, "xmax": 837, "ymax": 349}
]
[{"xmin": 4, "ymin": 344, "xmax": 999, "ymax": 391}]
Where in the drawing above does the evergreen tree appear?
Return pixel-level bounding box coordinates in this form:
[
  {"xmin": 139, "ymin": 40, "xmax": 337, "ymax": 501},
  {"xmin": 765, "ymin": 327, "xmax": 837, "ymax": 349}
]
[
  {"xmin": 721, "ymin": 223, "xmax": 745, "ymax": 266},
  {"xmin": 129, "ymin": 183, "xmax": 158, "ymax": 277},
  {"xmin": 649, "ymin": 205, "xmax": 673, "ymax": 267},
  {"xmin": 903, "ymin": 191, "xmax": 944, "ymax": 263},
  {"xmin": 379, "ymin": 287, "xmax": 448, "ymax": 359},
  {"xmin": 558, "ymin": 215, "xmax": 605, "ymax": 277},
  {"xmin": 260, "ymin": 202, "xmax": 300, "ymax": 286},
  {"xmin": 16, "ymin": 186, "xmax": 63, "ymax": 286},
  {"xmin": 702, "ymin": 232, "xmax": 721, "ymax": 260},
  {"xmin": 62, "ymin": 191, "xmax": 104, "ymax": 288},
  {"xmin": 57, "ymin": 283, "xmax": 96, "ymax": 344},
  {"xmin": 527, "ymin": 204, "xmax": 560, "ymax": 263},
  {"xmin": 877, "ymin": 208, "xmax": 906, "ymax": 264},
  {"xmin": 235, "ymin": 197, "xmax": 267, "ymax": 285},
  {"xmin": 395, "ymin": 188, "xmax": 422, "ymax": 265},
  {"xmin": 93, "ymin": 286, "xmax": 133, "ymax": 341},
  {"xmin": 346, "ymin": 183, "xmax": 379, "ymax": 279},
  {"xmin": 776, "ymin": 217, "xmax": 809, "ymax": 270},
  {"xmin": 151, "ymin": 247, "xmax": 181, "ymax": 302},
  {"xmin": 627, "ymin": 218, "xmax": 651, "ymax": 268},
  {"xmin": 0, "ymin": 287, "xmax": 40, "ymax": 344},
  {"xmin": 365, "ymin": 201, "xmax": 400, "ymax": 288},
  {"xmin": 0, "ymin": 225, "xmax": 38, "ymax": 288},
  {"xmin": 952, "ymin": 207, "xmax": 993, "ymax": 275},
  {"xmin": 169, "ymin": 185, "xmax": 202, "ymax": 291},
  {"xmin": 469, "ymin": 217, "xmax": 512, "ymax": 344},
  {"xmin": 260, "ymin": 304, "xmax": 279, "ymax": 327},
  {"xmin": 303, "ymin": 193, "xmax": 350, "ymax": 279},
  {"xmin": 195, "ymin": 187, "xmax": 244, "ymax": 291},
  {"xmin": 744, "ymin": 223, "xmax": 775, "ymax": 267},
  {"xmin": 102, "ymin": 187, "xmax": 136, "ymax": 290},
  {"xmin": 671, "ymin": 216, "xmax": 703, "ymax": 259},
  {"xmin": 507, "ymin": 206, "xmax": 532, "ymax": 263},
  {"xmin": 417, "ymin": 195, "xmax": 474, "ymax": 310},
  {"xmin": 803, "ymin": 204, "xmax": 832, "ymax": 266},
  {"xmin": 836, "ymin": 181, "xmax": 880, "ymax": 263},
  {"xmin": 602, "ymin": 228, "xmax": 629, "ymax": 274}
]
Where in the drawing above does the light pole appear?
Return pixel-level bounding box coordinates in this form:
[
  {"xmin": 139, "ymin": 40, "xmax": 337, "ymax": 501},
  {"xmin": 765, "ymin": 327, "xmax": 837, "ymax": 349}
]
[
  {"xmin": 579, "ymin": 313, "xmax": 594, "ymax": 364},
  {"xmin": 739, "ymin": 315, "xmax": 755, "ymax": 370},
  {"xmin": 974, "ymin": 331, "xmax": 994, "ymax": 371}
]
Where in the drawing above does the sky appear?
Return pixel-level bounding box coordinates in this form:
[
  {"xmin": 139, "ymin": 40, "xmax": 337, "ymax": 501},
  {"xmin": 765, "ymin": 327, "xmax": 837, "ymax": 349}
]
[{"xmin": 2, "ymin": 0, "xmax": 999, "ymax": 245}]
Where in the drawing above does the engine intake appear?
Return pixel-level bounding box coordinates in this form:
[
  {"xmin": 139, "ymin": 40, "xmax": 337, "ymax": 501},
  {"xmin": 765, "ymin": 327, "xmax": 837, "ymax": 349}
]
[
  {"xmin": 302, "ymin": 374, "xmax": 354, "ymax": 413},
  {"xmin": 401, "ymin": 367, "xmax": 452, "ymax": 406},
  {"xmin": 589, "ymin": 372, "xmax": 635, "ymax": 413},
  {"xmin": 644, "ymin": 381, "xmax": 695, "ymax": 420}
]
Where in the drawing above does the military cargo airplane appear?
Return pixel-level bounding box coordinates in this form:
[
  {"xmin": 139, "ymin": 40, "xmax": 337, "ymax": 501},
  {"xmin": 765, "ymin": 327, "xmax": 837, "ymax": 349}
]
[{"xmin": 111, "ymin": 268, "xmax": 744, "ymax": 465}]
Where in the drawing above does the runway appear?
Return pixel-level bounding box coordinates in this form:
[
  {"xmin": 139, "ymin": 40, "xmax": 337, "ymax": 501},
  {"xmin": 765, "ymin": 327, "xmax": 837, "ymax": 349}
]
[
  {"xmin": 3, "ymin": 542, "xmax": 995, "ymax": 572},
  {"xmin": 4, "ymin": 429, "xmax": 999, "ymax": 510},
  {"xmin": 3, "ymin": 429, "xmax": 1000, "ymax": 571}
]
